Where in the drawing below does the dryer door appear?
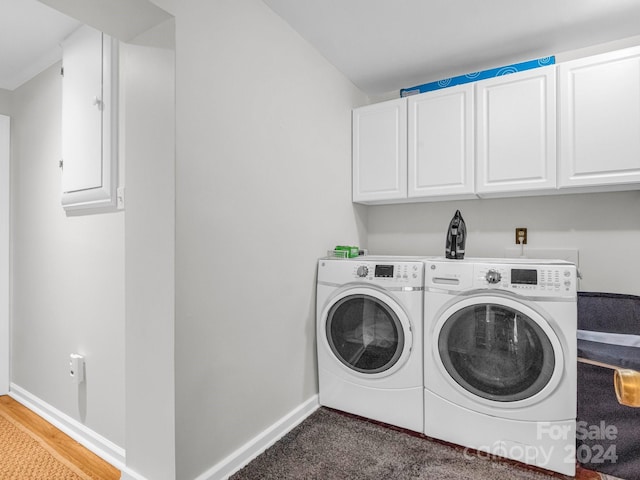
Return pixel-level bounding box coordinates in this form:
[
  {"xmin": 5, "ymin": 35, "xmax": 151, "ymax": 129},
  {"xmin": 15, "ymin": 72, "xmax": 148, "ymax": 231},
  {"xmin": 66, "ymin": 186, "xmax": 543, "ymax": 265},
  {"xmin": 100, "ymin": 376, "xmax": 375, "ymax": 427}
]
[
  {"xmin": 324, "ymin": 287, "xmax": 412, "ymax": 378},
  {"xmin": 434, "ymin": 295, "xmax": 563, "ymax": 406}
]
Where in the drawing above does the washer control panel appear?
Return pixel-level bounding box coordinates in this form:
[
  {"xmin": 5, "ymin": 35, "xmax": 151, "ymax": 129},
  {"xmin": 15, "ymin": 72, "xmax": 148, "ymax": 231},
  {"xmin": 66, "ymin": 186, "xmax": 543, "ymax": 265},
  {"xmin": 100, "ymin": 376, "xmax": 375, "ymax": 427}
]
[
  {"xmin": 318, "ymin": 257, "xmax": 425, "ymax": 288},
  {"xmin": 353, "ymin": 262, "xmax": 422, "ymax": 283}
]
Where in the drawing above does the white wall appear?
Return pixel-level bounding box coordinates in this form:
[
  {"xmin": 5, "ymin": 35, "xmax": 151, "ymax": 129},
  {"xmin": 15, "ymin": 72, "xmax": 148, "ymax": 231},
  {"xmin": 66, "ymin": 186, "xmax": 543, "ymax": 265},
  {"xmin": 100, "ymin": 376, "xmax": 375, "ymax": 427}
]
[
  {"xmin": 5, "ymin": 2, "xmax": 176, "ymax": 477},
  {"xmin": 15, "ymin": 3, "xmax": 640, "ymax": 479},
  {"xmin": 0, "ymin": 89, "xmax": 11, "ymax": 114},
  {"xmin": 169, "ymin": 0, "xmax": 366, "ymax": 478},
  {"xmin": 122, "ymin": 26, "xmax": 176, "ymax": 480},
  {"xmin": 1, "ymin": 92, "xmax": 13, "ymax": 394},
  {"xmin": 0, "ymin": 115, "xmax": 9, "ymax": 395},
  {"xmin": 366, "ymin": 191, "xmax": 640, "ymax": 295},
  {"xmin": 10, "ymin": 63, "xmax": 125, "ymax": 446}
]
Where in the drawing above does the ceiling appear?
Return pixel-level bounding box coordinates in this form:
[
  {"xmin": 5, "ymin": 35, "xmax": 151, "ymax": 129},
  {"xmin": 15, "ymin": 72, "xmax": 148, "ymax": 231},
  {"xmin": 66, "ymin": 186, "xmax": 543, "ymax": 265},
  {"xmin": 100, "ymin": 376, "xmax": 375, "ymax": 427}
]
[
  {"xmin": 0, "ymin": 0, "xmax": 80, "ymax": 91},
  {"xmin": 263, "ymin": 0, "xmax": 640, "ymax": 95},
  {"xmin": 4, "ymin": 1, "xmax": 640, "ymax": 94}
]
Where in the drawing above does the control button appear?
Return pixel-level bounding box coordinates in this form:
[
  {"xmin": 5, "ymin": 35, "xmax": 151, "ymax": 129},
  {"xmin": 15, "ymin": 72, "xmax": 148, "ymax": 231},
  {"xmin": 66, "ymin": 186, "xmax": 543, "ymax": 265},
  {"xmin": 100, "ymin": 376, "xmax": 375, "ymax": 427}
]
[
  {"xmin": 564, "ymin": 280, "xmax": 571, "ymax": 287},
  {"xmin": 356, "ymin": 265, "xmax": 369, "ymax": 278},
  {"xmin": 564, "ymin": 270, "xmax": 571, "ymax": 277},
  {"xmin": 485, "ymin": 269, "xmax": 502, "ymax": 284}
]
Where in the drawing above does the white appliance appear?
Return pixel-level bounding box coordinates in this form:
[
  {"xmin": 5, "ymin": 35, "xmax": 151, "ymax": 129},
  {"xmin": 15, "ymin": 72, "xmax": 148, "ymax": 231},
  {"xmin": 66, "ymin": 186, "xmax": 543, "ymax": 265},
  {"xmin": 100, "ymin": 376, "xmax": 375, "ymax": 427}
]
[
  {"xmin": 423, "ymin": 258, "xmax": 577, "ymax": 476},
  {"xmin": 317, "ymin": 256, "xmax": 424, "ymax": 432}
]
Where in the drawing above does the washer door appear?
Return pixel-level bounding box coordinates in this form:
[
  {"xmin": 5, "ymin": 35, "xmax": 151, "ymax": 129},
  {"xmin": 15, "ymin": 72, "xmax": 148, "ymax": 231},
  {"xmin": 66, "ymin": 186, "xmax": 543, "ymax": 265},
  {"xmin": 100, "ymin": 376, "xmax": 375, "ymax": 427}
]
[
  {"xmin": 324, "ymin": 287, "xmax": 412, "ymax": 378},
  {"xmin": 434, "ymin": 295, "xmax": 563, "ymax": 406}
]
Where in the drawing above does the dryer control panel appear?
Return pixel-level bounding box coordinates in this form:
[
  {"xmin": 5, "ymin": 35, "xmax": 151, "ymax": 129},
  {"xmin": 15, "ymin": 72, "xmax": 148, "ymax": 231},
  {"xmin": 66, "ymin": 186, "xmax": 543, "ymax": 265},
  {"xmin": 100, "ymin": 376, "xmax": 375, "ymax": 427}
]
[
  {"xmin": 426, "ymin": 258, "xmax": 577, "ymax": 298},
  {"xmin": 475, "ymin": 264, "xmax": 576, "ymax": 296}
]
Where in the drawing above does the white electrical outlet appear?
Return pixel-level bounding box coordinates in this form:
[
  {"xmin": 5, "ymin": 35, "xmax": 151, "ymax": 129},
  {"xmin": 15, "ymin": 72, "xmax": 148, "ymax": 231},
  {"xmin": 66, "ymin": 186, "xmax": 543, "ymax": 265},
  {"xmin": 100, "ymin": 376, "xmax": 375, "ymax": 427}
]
[{"xmin": 69, "ymin": 353, "xmax": 85, "ymax": 384}]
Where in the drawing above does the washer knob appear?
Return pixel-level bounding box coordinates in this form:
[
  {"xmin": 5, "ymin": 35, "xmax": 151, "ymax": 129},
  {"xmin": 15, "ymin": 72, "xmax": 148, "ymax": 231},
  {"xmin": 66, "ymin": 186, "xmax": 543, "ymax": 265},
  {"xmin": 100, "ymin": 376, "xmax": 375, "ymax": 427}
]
[
  {"xmin": 485, "ymin": 269, "xmax": 502, "ymax": 284},
  {"xmin": 356, "ymin": 265, "xmax": 369, "ymax": 278}
]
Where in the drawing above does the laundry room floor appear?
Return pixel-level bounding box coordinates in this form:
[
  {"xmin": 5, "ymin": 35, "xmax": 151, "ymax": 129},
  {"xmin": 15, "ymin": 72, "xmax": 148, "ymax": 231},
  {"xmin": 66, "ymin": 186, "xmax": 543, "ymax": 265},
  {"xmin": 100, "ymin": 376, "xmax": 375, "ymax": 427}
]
[{"xmin": 231, "ymin": 407, "xmax": 608, "ymax": 480}]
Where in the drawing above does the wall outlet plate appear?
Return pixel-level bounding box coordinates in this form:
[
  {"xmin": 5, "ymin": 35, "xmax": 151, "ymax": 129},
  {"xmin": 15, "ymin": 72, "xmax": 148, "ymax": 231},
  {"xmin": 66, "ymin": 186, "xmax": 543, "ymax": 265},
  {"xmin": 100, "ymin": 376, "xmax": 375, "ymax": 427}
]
[
  {"xmin": 70, "ymin": 353, "xmax": 85, "ymax": 384},
  {"xmin": 515, "ymin": 227, "xmax": 527, "ymax": 244}
]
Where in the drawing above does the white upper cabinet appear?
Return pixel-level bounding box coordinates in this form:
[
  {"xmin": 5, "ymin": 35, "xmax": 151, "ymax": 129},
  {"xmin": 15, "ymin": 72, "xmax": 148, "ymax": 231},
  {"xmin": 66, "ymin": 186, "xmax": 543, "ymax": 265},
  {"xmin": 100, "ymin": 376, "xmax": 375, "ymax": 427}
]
[
  {"xmin": 408, "ymin": 84, "xmax": 475, "ymax": 200},
  {"xmin": 61, "ymin": 25, "xmax": 119, "ymax": 213},
  {"xmin": 558, "ymin": 46, "xmax": 640, "ymax": 190},
  {"xmin": 352, "ymin": 46, "xmax": 640, "ymax": 205},
  {"xmin": 352, "ymin": 98, "xmax": 407, "ymax": 203},
  {"xmin": 476, "ymin": 66, "xmax": 557, "ymax": 196}
]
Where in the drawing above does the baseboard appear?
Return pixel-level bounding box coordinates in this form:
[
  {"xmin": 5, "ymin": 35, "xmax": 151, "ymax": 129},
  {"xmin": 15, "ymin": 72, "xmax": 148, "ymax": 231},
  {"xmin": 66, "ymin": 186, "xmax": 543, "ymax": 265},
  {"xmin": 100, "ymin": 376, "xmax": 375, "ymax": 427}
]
[
  {"xmin": 9, "ymin": 385, "xmax": 319, "ymax": 480},
  {"xmin": 9, "ymin": 383, "xmax": 127, "ymax": 472},
  {"xmin": 195, "ymin": 395, "xmax": 320, "ymax": 480},
  {"xmin": 119, "ymin": 468, "xmax": 148, "ymax": 480}
]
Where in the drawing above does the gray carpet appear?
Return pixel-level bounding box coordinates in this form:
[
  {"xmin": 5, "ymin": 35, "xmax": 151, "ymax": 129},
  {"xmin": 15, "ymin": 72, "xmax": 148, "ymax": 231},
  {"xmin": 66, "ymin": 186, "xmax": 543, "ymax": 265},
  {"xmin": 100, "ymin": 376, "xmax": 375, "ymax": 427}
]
[{"xmin": 231, "ymin": 408, "xmax": 575, "ymax": 480}]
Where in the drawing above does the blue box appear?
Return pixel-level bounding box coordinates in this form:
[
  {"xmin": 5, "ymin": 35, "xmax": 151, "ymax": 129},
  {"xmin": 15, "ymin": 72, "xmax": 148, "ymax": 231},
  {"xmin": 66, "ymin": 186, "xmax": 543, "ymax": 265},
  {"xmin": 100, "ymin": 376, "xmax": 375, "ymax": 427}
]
[{"xmin": 400, "ymin": 56, "xmax": 555, "ymax": 97}]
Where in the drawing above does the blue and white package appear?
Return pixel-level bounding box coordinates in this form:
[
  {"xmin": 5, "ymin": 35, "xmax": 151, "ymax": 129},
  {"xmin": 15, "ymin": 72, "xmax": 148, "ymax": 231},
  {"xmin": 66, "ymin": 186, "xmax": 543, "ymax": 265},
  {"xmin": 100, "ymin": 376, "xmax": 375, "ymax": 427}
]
[{"xmin": 400, "ymin": 56, "xmax": 555, "ymax": 97}]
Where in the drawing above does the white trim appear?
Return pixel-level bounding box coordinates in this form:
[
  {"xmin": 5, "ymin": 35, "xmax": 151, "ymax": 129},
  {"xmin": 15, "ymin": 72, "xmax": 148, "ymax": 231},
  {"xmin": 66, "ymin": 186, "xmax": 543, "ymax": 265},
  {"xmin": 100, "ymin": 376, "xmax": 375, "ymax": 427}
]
[
  {"xmin": 195, "ymin": 395, "xmax": 320, "ymax": 480},
  {"xmin": 9, "ymin": 383, "xmax": 126, "ymax": 472},
  {"xmin": 118, "ymin": 468, "xmax": 148, "ymax": 480},
  {"xmin": 0, "ymin": 115, "xmax": 9, "ymax": 396}
]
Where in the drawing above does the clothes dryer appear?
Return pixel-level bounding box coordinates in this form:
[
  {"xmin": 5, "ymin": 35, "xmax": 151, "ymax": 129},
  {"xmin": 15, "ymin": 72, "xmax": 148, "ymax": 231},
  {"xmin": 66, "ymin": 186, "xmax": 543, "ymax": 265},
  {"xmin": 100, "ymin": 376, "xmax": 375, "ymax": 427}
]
[
  {"xmin": 423, "ymin": 258, "xmax": 577, "ymax": 475},
  {"xmin": 317, "ymin": 256, "xmax": 424, "ymax": 432}
]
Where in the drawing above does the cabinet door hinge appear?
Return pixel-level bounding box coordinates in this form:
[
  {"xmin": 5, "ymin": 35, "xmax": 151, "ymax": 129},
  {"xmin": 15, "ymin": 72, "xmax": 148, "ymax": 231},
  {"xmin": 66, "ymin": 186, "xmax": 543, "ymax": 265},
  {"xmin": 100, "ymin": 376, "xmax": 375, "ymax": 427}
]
[
  {"xmin": 60, "ymin": 66, "xmax": 64, "ymax": 77},
  {"xmin": 59, "ymin": 160, "xmax": 63, "ymax": 169}
]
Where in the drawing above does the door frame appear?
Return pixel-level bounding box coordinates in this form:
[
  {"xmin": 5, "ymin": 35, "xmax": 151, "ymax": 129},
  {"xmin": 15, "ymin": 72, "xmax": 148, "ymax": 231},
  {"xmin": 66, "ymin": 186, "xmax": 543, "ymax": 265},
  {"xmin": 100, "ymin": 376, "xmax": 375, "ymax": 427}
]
[{"xmin": 0, "ymin": 114, "xmax": 9, "ymax": 394}]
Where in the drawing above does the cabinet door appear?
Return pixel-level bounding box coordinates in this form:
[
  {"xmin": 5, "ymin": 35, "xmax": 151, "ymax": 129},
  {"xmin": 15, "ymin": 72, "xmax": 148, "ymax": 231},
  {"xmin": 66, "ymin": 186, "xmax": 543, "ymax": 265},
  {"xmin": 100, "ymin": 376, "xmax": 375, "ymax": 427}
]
[
  {"xmin": 408, "ymin": 84, "xmax": 475, "ymax": 199},
  {"xmin": 61, "ymin": 25, "xmax": 118, "ymax": 212},
  {"xmin": 559, "ymin": 46, "xmax": 640, "ymax": 189},
  {"xmin": 352, "ymin": 98, "xmax": 407, "ymax": 203},
  {"xmin": 476, "ymin": 66, "xmax": 556, "ymax": 196}
]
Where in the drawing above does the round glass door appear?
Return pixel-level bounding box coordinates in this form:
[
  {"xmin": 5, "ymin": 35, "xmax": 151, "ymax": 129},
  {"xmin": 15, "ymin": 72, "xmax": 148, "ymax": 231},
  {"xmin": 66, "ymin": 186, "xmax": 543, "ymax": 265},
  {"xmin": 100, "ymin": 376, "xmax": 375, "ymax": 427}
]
[
  {"xmin": 438, "ymin": 302, "xmax": 556, "ymax": 402},
  {"xmin": 326, "ymin": 294, "xmax": 405, "ymax": 374}
]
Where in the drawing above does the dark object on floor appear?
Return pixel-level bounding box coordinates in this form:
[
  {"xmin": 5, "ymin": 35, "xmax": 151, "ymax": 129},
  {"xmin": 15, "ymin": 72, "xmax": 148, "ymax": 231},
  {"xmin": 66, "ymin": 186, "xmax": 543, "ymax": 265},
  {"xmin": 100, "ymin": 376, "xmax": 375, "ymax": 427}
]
[
  {"xmin": 577, "ymin": 362, "xmax": 639, "ymax": 480},
  {"xmin": 577, "ymin": 292, "xmax": 640, "ymax": 480},
  {"xmin": 231, "ymin": 408, "xmax": 570, "ymax": 480}
]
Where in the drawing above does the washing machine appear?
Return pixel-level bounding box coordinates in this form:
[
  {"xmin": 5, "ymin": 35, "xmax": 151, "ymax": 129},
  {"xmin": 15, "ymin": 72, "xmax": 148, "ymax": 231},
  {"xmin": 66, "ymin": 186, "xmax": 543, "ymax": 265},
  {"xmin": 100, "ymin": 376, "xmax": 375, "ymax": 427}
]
[
  {"xmin": 317, "ymin": 256, "xmax": 424, "ymax": 432},
  {"xmin": 423, "ymin": 258, "xmax": 577, "ymax": 475}
]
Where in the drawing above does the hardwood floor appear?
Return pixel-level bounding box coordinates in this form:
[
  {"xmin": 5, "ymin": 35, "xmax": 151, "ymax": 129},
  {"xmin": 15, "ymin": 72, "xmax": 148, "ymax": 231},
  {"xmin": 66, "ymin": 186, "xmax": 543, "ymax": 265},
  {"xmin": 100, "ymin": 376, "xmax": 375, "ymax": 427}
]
[{"xmin": 0, "ymin": 395, "xmax": 120, "ymax": 480}]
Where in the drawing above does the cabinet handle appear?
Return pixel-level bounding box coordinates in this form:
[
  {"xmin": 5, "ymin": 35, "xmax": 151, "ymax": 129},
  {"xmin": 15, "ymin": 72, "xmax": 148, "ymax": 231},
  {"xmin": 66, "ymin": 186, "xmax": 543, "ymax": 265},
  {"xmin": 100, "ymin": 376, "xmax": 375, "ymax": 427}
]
[{"xmin": 92, "ymin": 96, "xmax": 103, "ymax": 110}]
